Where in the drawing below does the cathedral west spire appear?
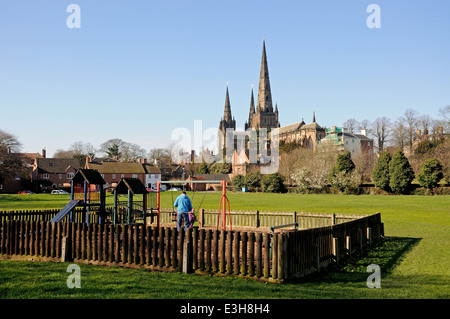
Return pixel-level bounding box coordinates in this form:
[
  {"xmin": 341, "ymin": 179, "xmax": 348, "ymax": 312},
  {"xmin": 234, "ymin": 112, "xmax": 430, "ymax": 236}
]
[{"xmin": 219, "ymin": 84, "xmax": 236, "ymax": 135}]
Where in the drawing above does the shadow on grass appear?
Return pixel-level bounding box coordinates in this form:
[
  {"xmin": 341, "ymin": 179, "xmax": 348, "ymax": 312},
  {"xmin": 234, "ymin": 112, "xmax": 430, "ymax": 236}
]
[{"xmin": 291, "ymin": 236, "xmax": 422, "ymax": 285}]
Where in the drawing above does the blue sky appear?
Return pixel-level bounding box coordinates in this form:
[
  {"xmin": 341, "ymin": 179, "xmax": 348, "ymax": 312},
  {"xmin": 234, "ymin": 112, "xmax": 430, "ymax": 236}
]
[{"xmin": 1, "ymin": 0, "xmax": 449, "ymax": 156}]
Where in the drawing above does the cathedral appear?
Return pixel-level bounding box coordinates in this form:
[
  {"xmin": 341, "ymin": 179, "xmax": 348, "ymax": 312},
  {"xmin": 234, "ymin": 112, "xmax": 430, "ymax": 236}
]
[{"xmin": 218, "ymin": 40, "xmax": 325, "ymax": 159}]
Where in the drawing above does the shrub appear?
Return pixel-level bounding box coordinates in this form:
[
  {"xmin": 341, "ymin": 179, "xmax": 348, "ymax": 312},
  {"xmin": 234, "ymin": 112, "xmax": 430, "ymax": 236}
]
[
  {"xmin": 232, "ymin": 174, "xmax": 246, "ymax": 190},
  {"xmin": 372, "ymin": 151, "xmax": 392, "ymax": 192},
  {"xmin": 417, "ymin": 158, "xmax": 444, "ymax": 189},
  {"xmin": 209, "ymin": 162, "xmax": 232, "ymax": 174},
  {"xmin": 388, "ymin": 151, "xmax": 415, "ymax": 194},
  {"xmin": 244, "ymin": 172, "xmax": 261, "ymax": 191},
  {"xmin": 261, "ymin": 172, "xmax": 286, "ymax": 193}
]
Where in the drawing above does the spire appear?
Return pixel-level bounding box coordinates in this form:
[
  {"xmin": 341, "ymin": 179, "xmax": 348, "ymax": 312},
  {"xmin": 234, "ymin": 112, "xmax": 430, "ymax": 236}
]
[
  {"xmin": 223, "ymin": 84, "xmax": 232, "ymax": 122},
  {"xmin": 250, "ymin": 85, "xmax": 255, "ymax": 115},
  {"xmin": 256, "ymin": 39, "xmax": 273, "ymax": 113},
  {"xmin": 313, "ymin": 111, "xmax": 316, "ymax": 123}
]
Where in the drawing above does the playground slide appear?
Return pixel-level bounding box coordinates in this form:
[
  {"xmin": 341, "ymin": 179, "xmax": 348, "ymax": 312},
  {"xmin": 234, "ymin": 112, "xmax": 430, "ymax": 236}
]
[{"xmin": 50, "ymin": 200, "xmax": 81, "ymax": 223}]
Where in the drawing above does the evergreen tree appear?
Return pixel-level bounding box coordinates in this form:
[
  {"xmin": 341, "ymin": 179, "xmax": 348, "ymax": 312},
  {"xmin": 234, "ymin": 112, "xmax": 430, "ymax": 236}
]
[
  {"xmin": 197, "ymin": 163, "xmax": 209, "ymax": 174},
  {"xmin": 372, "ymin": 151, "xmax": 392, "ymax": 191},
  {"xmin": 329, "ymin": 151, "xmax": 357, "ymax": 192},
  {"xmin": 388, "ymin": 151, "xmax": 415, "ymax": 194},
  {"xmin": 417, "ymin": 158, "xmax": 443, "ymax": 189}
]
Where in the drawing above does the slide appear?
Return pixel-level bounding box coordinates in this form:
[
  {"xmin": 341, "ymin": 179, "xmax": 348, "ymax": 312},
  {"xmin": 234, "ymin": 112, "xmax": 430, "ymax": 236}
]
[{"xmin": 50, "ymin": 200, "xmax": 81, "ymax": 223}]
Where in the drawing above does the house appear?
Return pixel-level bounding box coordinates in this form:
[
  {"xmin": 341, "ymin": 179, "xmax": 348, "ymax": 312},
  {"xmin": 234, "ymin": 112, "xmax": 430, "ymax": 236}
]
[
  {"xmin": 186, "ymin": 174, "xmax": 231, "ymax": 191},
  {"xmin": 32, "ymin": 157, "xmax": 82, "ymax": 191},
  {"xmin": 85, "ymin": 158, "xmax": 161, "ymax": 190},
  {"xmin": 319, "ymin": 126, "xmax": 374, "ymax": 156}
]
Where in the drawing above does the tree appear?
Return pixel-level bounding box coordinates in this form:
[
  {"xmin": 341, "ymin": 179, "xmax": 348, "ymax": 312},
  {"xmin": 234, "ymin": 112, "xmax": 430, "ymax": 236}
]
[
  {"xmin": 438, "ymin": 105, "xmax": 450, "ymax": 133},
  {"xmin": 371, "ymin": 117, "xmax": 391, "ymax": 153},
  {"xmin": 261, "ymin": 173, "xmax": 286, "ymax": 193},
  {"xmin": 343, "ymin": 118, "xmax": 359, "ymax": 133},
  {"xmin": 54, "ymin": 141, "xmax": 96, "ymax": 166},
  {"xmin": 391, "ymin": 117, "xmax": 407, "ymax": 152},
  {"xmin": 403, "ymin": 108, "xmax": 419, "ymax": 150},
  {"xmin": 372, "ymin": 151, "xmax": 392, "ymax": 191},
  {"xmin": 289, "ymin": 145, "xmax": 336, "ymax": 193},
  {"xmin": 0, "ymin": 130, "xmax": 24, "ymax": 183},
  {"xmin": 148, "ymin": 147, "xmax": 172, "ymax": 167},
  {"xmin": 196, "ymin": 163, "xmax": 209, "ymax": 174},
  {"xmin": 329, "ymin": 151, "xmax": 360, "ymax": 193},
  {"xmin": 388, "ymin": 151, "xmax": 415, "ymax": 194},
  {"xmin": 209, "ymin": 162, "xmax": 232, "ymax": 174},
  {"xmin": 417, "ymin": 158, "xmax": 443, "ymax": 189}
]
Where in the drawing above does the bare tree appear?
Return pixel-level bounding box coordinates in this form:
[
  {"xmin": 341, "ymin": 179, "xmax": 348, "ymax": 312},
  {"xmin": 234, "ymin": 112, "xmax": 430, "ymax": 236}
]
[
  {"xmin": 403, "ymin": 108, "xmax": 419, "ymax": 149},
  {"xmin": 438, "ymin": 105, "xmax": 450, "ymax": 133},
  {"xmin": 0, "ymin": 129, "xmax": 24, "ymax": 182},
  {"xmin": 343, "ymin": 118, "xmax": 359, "ymax": 133},
  {"xmin": 371, "ymin": 117, "xmax": 391, "ymax": 153},
  {"xmin": 391, "ymin": 117, "xmax": 408, "ymax": 152}
]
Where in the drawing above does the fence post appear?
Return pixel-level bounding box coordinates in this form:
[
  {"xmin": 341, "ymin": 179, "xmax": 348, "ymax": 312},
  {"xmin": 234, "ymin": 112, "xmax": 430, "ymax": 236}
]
[
  {"xmin": 199, "ymin": 209, "xmax": 205, "ymax": 228},
  {"xmin": 331, "ymin": 213, "xmax": 336, "ymax": 225},
  {"xmin": 358, "ymin": 229, "xmax": 363, "ymax": 252},
  {"xmin": 255, "ymin": 211, "xmax": 260, "ymax": 228},
  {"xmin": 332, "ymin": 237, "xmax": 339, "ymax": 264},
  {"xmin": 314, "ymin": 244, "xmax": 320, "ymax": 272},
  {"xmin": 367, "ymin": 228, "xmax": 372, "ymax": 246},
  {"xmin": 182, "ymin": 228, "xmax": 193, "ymax": 274},
  {"xmin": 346, "ymin": 236, "xmax": 351, "ymax": 257}
]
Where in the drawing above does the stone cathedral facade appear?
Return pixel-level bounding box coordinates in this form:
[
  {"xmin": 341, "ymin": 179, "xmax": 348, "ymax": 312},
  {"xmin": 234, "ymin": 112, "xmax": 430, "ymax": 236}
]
[{"xmin": 218, "ymin": 40, "xmax": 325, "ymax": 157}]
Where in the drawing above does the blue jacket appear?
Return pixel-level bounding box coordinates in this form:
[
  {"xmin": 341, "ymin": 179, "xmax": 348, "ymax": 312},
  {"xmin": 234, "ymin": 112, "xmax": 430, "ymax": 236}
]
[{"xmin": 174, "ymin": 194, "xmax": 192, "ymax": 213}]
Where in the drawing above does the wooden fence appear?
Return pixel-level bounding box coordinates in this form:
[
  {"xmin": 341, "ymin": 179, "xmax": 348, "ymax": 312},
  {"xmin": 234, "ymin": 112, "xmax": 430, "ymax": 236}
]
[{"xmin": 0, "ymin": 212, "xmax": 383, "ymax": 282}]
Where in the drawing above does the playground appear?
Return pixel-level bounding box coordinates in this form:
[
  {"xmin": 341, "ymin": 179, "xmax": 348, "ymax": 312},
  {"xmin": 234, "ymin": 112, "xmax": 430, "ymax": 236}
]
[{"xmin": 0, "ymin": 189, "xmax": 449, "ymax": 298}]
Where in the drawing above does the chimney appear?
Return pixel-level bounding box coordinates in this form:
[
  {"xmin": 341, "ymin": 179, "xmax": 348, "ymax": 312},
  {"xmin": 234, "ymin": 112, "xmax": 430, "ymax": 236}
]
[
  {"xmin": 85, "ymin": 156, "xmax": 93, "ymax": 168},
  {"xmin": 191, "ymin": 150, "xmax": 195, "ymax": 163},
  {"xmin": 143, "ymin": 158, "xmax": 147, "ymax": 164},
  {"xmin": 154, "ymin": 158, "xmax": 158, "ymax": 165},
  {"xmin": 42, "ymin": 148, "xmax": 46, "ymax": 158},
  {"xmin": 436, "ymin": 126, "xmax": 444, "ymax": 135},
  {"xmin": 360, "ymin": 129, "xmax": 367, "ymax": 136}
]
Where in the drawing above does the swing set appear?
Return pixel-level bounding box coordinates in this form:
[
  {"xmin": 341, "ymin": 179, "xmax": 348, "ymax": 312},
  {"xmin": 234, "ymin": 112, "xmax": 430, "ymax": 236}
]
[{"xmin": 156, "ymin": 180, "xmax": 232, "ymax": 231}]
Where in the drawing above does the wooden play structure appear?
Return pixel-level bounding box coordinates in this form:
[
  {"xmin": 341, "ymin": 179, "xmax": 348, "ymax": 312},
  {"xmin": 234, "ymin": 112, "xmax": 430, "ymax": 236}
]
[
  {"xmin": 112, "ymin": 178, "xmax": 148, "ymax": 226},
  {"xmin": 50, "ymin": 169, "xmax": 106, "ymax": 224}
]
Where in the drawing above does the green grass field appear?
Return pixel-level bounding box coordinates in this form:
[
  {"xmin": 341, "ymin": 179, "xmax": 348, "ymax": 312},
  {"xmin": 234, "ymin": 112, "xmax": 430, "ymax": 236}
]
[{"xmin": 0, "ymin": 192, "xmax": 449, "ymax": 299}]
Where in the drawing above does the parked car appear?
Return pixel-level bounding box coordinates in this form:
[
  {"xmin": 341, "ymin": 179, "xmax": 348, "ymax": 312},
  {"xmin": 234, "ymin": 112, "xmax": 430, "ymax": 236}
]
[
  {"xmin": 17, "ymin": 190, "xmax": 34, "ymax": 195},
  {"xmin": 167, "ymin": 187, "xmax": 182, "ymax": 191},
  {"xmin": 51, "ymin": 190, "xmax": 69, "ymax": 194}
]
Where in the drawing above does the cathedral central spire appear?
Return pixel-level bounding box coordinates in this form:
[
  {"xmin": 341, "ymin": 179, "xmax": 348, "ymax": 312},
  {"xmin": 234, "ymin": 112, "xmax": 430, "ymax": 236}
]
[{"xmin": 257, "ymin": 40, "xmax": 273, "ymax": 113}]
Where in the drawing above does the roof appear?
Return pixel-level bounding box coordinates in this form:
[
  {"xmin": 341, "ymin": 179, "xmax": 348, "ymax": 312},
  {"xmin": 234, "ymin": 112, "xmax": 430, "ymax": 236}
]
[
  {"xmin": 114, "ymin": 178, "xmax": 148, "ymax": 195},
  {"xmin": 276, "ymin": 121, "xmax": 305, "ymax": 135},
  {"xmin": 71, "ymin": 169, "xmax": 106, "ymax": 185},
  {"xmin": 36, "ymin": 158, "xmax": 81, "ymax": 174},
  {"xmin": 87, "ymin": 161, "xmax": 147, "ymax": 174},
  {"xmin": 194, "ymin": 174, "xmax": 231, "ymax": 182},
  {"xmin": 142, "ymin": 163, "xmax": 161, "ymax": 174}
]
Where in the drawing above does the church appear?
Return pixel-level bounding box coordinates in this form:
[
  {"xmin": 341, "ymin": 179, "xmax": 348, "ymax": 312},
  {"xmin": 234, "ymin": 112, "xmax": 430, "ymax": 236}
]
[{"xmin": 218, "ymin": 40, "xmax": 325, "ymax": 164}]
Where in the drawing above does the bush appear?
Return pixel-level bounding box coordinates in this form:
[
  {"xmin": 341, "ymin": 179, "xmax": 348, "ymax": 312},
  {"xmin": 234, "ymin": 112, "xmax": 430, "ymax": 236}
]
[
  {"xmin": 244, "ymin": 172, "xmax": 261, "ymax": 191},
  {"xmin": 261, "ymin": 173, "xmax": 286, "ymax": 193},
  {"xmin": 388, "ymin": 151, "xmax": 415, "ymax": 194},
  {"xmin": 417, "ymin": 158, "xmax": 444, "ymax": 189},
  {"xmin": 232, "ymin": 174, "xmax": 246, "ymax": 190},
  {"xmin": 372, "ymin": 151, "xmax": 392, "ymax": 192},
  {"xmin": 209, "ymin": 162, "xmax": 232, "ymax": 174}
]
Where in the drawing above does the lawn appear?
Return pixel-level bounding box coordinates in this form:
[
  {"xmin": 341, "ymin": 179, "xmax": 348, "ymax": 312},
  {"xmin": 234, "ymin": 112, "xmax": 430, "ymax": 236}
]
[{"xmin": 0, "ymin": 192, "xmax": 449, "ymax": 300}]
